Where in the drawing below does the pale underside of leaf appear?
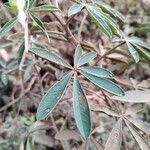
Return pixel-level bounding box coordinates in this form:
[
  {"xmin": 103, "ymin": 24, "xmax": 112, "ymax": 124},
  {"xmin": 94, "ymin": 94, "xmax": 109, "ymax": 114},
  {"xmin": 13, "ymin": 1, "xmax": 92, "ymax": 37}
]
[
  {"xmin": 104, "ymin": 118, "xmax": 122, "ymax": 150},
  {"xmin": 36, "ymin": 72, "xmax": 72, "ymax": 120},
  {"xmin": 91, "ymin": 105, "xmax": 120, "ymax": 117},
  {"xmin": 125, "ymin": 120, "xmax": 150, "ymax": 150},
  {"xmin": 68, "ymin": 4, "xmax": 84, "ymax": 16},
  {"xmin": 112, "ymin": 90, "xmax": 150, "ymax": 103},
  {"xmin": 73, "ymin": 75, "xmax": 91, "ymax": 139},
  {"xmin": 126, "ymin": 117, "xmax": 150, "ymax": 135}
]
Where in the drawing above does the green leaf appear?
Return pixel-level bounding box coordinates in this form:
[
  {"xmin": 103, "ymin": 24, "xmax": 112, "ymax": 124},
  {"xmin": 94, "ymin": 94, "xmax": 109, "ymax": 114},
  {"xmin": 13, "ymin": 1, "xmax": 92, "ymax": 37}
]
[
  {"xmin": 25, "ymin": 138, "xmax": 34, "ymax": 150},
  {"xmin": 73, "ymin": 75, "xmax": 91, "ymax": 139},
  {"xmin": 77, "ymin": 52, "xmax": 97, "ymax": 67},
  {"xmin": 132, "ymin": 44, "xmax": 150, "ymax": 63},
  {"xmin": 127, "ymin": 42, "xmax": 140, "ymax": 63},
  {"xmin": 1, "ymin": 73, "xmax": 8, "ymax": 85},
  {"xmin": 96, "ymin": 1, "xmax": 125, "ymax": 22},
  {"xmin": 81, "ymin": 72, "xmax": 125, "ymax": 96},
  {"xmin": 112, "ymin": 90, "xmax": 150, "ymax": 103},
  {"xmin": 0, "ymin": 17, "xmax": 17, "ymax": 38},
  {"xmin": 68, "ymin": 4, "xmax": 84, "ymax": 16},
  {"xmin": 30, "ymin": 13, "xmax": 50, "ymax": 42},
  {"xmin": 125, "ymin": 120, "xmax": 150, "ymax": 150},
  {"xmin": 30, "ymin": 47, "xmax": 72, "ymax": 69},
  {"xmin": 129, "ymin": 37, "xmax": 150, "ymax": 50},
  {"xmin": 3, "ymin": 2, "xmax": 11, "ymax": 9},
  {"xmin": 8, "ymin": 0, "xmax": 17, "ymax": 12},
  {"xmin": 86, "ymin": 5, "xmax": 112, "ymax": 37},
  {"xmin": 29, "ymin": 0, "xmax": 36, "ymax": 8},
  {"xmin": 104, "ymin": 118, "xmax": 122, "ymax": 150},
  {"xmin": 136, "ymin": 25, "xmax": 150, "ymax": 33},
  {"xmin": 36, "ymin": 72, "xmax": 72, "ymax": 120},
  {"xmin": 74, "ymin": 44, "xmax": 83, "ymax": 66},
  {"xmin": 30, "ymin": 4, "xmax": 59, "ymax": 12},
  {"xmin": 126, "ymin": 117, "xmax": 150, "ymax": 135},
  {"xmin": 80, "ymin": 66, "xmax": 114, "ymax": 78},
  {"xmin": 18, "ymin": 41, "xmax": 25, "ymax": 64}
]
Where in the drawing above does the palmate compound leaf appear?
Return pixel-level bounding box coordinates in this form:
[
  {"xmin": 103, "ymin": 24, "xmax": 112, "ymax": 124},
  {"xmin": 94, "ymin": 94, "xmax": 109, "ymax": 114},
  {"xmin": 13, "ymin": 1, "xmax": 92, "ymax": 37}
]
[
  {"xmin": 73, "ymin": 75, "xmax": 91, "ymax": 139},
  {"xmin": 111, "ymin": 90, "xmax": 150, "ymax": 103},
  {"xmin": 125, "ymin": 120, "xmax": 150, "ymax": 150},
  {"xmin": 68, "ymin": 4, "xmax": 84, "ymax": 16},
  {"xmin": 30, "ymin": 47, "xmax": 72, "ymax": 69},
  {"xmin": 104, "ymin": 118, "xmax": 122, "ymax": 150},
  {"xmin": 0, "ymin": 17, "xmax": 17, "ymax": 38},
  {"xmin": 30, "ymin": 4, "xmax": 59, "ymax": 12},
  {"xmin": 36, "ymin": 72, "xmax": 73, "ymax": 120},
  {"xmin": 126, "ymin": 117, "xmax": 150, "ymax": 135},
  {"xmin": 127, "ymin": 42, "xmax": 140, "ymax": 63},
  {"xmin": 79, "ymin": 66, "xmax": 114, "ymax": 78},
  {"xmin": 80, "ymin": 71, "xmax": 125, "ymax": 96}
]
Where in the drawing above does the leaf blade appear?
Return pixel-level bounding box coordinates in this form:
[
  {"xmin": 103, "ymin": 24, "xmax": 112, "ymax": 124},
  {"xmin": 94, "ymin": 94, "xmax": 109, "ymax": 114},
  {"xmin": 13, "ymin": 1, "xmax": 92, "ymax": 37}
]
[
  {"xmin": 0, "ymin": 17, "xmax": 17, "ymax": 38},
  {"xmin": 68, "ymin": 4, "xmax": 84, "ymax": 16},
  {"xmin": 36, "ymin": 72, "xmax": 72, "ymax": 120},
  {"xmin": 125, "ymin": 120, "xmax": 150, "ymax": 150},
  {"xmin": 81, "ymin": 72, "xmax": 125, "ymax": 96},
  {"xmin": 73, "ymin": 75, "xmax": 91, "ymax": 139},
  {"xmin": 30, "ymin": 47, "xmax": 72, "ymax": 69},
  {"xmin": 79, "ymin": 66, "xmax": 114, "ymax": 78},
  {"xmin": 77, "ymin": 52, "xmax": 97, "ymax": 67},
  {"xmin": 104, "ymin": 118, "xmax": 122, "ymax": 150}
]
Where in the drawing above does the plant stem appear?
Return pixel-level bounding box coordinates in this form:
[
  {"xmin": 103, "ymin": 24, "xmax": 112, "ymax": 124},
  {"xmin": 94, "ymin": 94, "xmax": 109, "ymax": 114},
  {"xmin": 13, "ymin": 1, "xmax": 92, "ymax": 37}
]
[{"xmin": 94, "ymin": 42, "xmax": 125, "ymax": 65}]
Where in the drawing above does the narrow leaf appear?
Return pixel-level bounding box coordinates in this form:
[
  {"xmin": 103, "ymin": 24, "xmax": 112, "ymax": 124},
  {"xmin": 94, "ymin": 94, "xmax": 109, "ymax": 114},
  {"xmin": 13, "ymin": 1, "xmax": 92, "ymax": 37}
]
[
  {"xmin": 91, "ymin": 105, "xmax": 120, "ymax": 117},
  {"xmin": 68, "ymin": 4, "xmax": 84, "ymax": 16},
  {"xmin": 30, "ymin": 13, "xmax": 50, "ymax": 42},
  {"xmin": 29, "ymin": 0, "xmax": 36, "ymax": 8},
  {"xmin": 81, "ymin": 72, "xmax": 125, "ymax": 96},
  {"xmin": 80, "ymin": 66, "xmax": 113, "ymax": 78},
  {"xmin": 30, "ymin": 47, "xmax": 72, "ymax": 69},
  {"xmin": 77, "ymin": 52, "xmax": 97, "ymax": 67},
  {"xmin": 30, "ymin": 4, "xmax": 59, "ymax": 12},
  {"xmin": 125, "ymin": 120, "xmax": 150, "ymax": 150},
  {"xmin": 126, "ymin": 117, "xmax": 150, "ymax": 135},
  {"xmin": 18, "ymin": 41, "xmax": 25, "ymax": 64},
  {"xmin": 127, "ymin": 42, "xmax": 140, "ymax": 63},
  {"xmin": 86, "ymin": 5, "xmax": 112, "ymax": 37},
  {"xmin": 132, "ymin": 44, "xmax": 150, "ymax": 63},
  {"xmin": 74, "ymin": 44, "xmax": 83, "ymax": 66},
  {"xmin": 73, "ymin": 75, "xmax": 91, "ymax": 139},
  {"xmin": 105, "ymin": 118, "xmax": 122, "ymax": 150},
  {"xmin": 0, "ymin": 17, "xmax": 17, "ymax": 38},
  {"xmin": 36, "ymin": 72, "xmax": 72, "ymax": 120},
  {"xmin": 112, "ymin": 90, "xmax": 150, "ymax": 103}
]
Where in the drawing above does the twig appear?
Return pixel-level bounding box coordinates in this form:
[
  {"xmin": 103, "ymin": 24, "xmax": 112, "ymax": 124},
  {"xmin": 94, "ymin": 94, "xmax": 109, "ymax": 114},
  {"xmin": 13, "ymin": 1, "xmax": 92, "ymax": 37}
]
[{"xmin": 94, "ymin": 42, "xmax": 125, "ymax": 65}]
